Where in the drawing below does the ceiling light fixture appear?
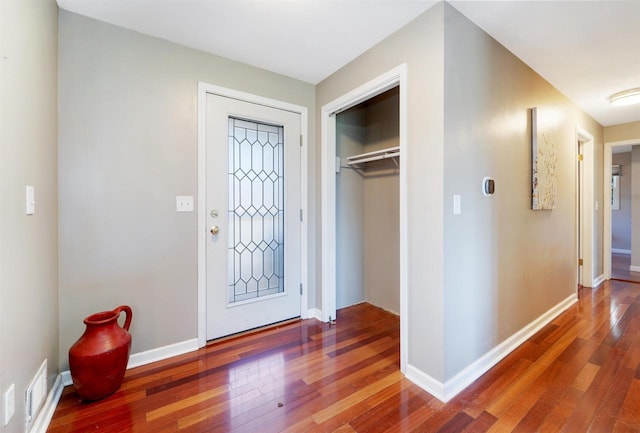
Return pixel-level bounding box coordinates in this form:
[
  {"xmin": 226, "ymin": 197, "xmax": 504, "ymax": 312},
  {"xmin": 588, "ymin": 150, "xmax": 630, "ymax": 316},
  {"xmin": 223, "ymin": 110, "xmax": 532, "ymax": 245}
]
[{"xmin": 609, "ymin": 88, "xmax": 640, "ymax": 107}]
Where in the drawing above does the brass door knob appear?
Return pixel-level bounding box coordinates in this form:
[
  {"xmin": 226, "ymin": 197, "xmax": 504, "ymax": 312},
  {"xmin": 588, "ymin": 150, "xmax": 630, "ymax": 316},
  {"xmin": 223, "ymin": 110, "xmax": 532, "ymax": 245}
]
[{"xmin": 210, "ymin": 226, "xmax": 219, "ymax": 235}]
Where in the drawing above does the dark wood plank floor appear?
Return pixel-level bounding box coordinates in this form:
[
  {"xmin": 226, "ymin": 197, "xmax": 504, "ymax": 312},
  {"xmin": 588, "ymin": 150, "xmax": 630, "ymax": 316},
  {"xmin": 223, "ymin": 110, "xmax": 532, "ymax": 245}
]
[
  {"xmin": 611, "ymin": 252, "xmax": 640, "ymax": 283},
  {"xmin": 49, "ymin": 280, "xmax": 640, "ymax": 432}
]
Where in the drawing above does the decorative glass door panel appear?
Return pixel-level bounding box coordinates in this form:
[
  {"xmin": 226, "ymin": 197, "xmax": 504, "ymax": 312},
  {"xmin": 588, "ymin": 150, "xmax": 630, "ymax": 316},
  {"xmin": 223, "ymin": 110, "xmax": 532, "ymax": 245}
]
[{"xmin": 228, "ymin": 118, "xmax": 284, "ymax": 303}]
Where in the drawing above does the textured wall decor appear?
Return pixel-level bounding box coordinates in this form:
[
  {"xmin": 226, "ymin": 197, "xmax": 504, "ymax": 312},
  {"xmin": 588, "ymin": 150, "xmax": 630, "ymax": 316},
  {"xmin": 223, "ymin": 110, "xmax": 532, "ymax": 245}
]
[
  {"xmin": 612, "ymin": 172, "xmax": 620, "ymax": 210},
  {"xmin": 531, "ymin": 107, "xmax": 558, "ymax": 210}
]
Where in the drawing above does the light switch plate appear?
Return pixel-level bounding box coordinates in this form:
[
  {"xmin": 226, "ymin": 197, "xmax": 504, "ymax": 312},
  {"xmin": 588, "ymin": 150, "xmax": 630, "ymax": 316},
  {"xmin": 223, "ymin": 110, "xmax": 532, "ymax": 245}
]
[
  {"xmin": 25, "ymin": 186, "xmax": 35, "ymax": 215},
  {"xmin": 453, "ymin": 195, "xmax": 461, "ymax": 215},
  {"xmin": 176, "ymin": 196, "xmax": 194, "ymax": 212}
]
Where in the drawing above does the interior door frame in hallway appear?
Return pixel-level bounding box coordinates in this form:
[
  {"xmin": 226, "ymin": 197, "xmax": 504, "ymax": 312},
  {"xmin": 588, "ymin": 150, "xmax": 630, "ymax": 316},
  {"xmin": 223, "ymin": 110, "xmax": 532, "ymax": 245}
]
[
  {"xmin": 320, "ymin": 64, "xmax": 408, "ymax": 373},
  {"xmin": 197, "ymin": 82, "xmax": 309, "ymax": 347},
  {"xmin": 604, "ymin": 137, "xmax": 640, "ymax": 280},
  {"xmin": 576, "ymin": 127, "xmax": 595, "ymax": 288}
]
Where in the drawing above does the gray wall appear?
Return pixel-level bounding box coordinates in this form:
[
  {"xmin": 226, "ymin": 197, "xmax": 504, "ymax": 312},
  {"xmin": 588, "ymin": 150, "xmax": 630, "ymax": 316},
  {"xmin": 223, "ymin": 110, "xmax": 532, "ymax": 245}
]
[
  {"xmin": 58, "ymin": 10, "xmax": 315, "ymax": 370},
  {"xmin": 612, "ymin": 152, "xmax": 631, "ymax": 252},
  {"xmin": 363, "ymin": 90, "xmax": 400, "ymax": 314},
  {"xmin": 442, "ymin": 5, "xmax": 603, "ymax": 378},
  {"xmin": 0, "ymin": 0, "xmax": 59, "ymax": 431},
  {"xmin": 604, "ymin": 121, "xmax": 640, "ymax": 143}
]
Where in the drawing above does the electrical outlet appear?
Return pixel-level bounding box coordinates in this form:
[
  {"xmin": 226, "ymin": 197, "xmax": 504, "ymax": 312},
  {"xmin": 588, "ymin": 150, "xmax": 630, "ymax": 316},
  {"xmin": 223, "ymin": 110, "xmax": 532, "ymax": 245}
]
[
  {"xmin": 176, "ymin": 196, "xmax": 193, "ymax": 212},
  {"xmin": 4, "ymin": 383, "xmax": 15, "ymax": 426}
]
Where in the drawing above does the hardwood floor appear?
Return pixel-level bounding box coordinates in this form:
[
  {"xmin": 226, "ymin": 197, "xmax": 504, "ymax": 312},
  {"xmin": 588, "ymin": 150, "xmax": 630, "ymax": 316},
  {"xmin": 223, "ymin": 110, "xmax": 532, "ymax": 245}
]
[
  {"xmin": 49, "ymin": 280, "xmax": 640, "ymax": 432},
  {"xmin": 611, "ymin": 252, "xmax": 640, "ymax": 283}
]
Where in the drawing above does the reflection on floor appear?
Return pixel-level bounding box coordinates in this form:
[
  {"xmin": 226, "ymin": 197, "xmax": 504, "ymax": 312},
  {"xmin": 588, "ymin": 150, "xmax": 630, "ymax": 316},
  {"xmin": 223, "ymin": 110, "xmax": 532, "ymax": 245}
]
[{"xmin": 611, "ymin": 252, "xmax": 640, "ymax": 283}]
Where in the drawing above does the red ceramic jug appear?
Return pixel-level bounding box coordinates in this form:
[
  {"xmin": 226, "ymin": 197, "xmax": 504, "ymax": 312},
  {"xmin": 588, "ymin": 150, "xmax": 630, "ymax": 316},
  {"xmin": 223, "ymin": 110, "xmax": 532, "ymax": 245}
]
[{"xmin": 68, "ymin": 305, "xmax": 132, "ymax": 401}]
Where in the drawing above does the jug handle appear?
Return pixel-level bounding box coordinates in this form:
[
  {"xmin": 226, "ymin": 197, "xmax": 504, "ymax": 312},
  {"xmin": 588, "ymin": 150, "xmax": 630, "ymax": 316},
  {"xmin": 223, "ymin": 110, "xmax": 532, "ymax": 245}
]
[{"xmin": 114, "ymin": 305, "xmax": 132, "ymax": 331}]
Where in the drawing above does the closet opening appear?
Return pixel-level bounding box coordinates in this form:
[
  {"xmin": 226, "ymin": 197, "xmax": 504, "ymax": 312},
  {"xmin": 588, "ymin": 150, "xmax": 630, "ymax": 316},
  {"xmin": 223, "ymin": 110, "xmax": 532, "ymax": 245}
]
[
  {"xmin": 335, "ymin": 86, "xmax": 400, "ymax": 316},
  {"xmin": 320, "ymin": 64, "xmax": 407, "ymax": 371}
]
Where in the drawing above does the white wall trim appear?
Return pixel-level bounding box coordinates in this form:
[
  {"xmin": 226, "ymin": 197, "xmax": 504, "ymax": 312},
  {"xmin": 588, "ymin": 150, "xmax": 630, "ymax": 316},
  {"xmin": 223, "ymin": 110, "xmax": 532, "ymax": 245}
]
[
  {"xmin": 404, "ymin": 364, "xmax": 445, "ymax": 401},
  {"xmin": 197, "ymin": 82, "xmax": 208, "ymax": 348},
  {"xmin": 127, "ymin": 338, "xmax": 198, "ymax": 369},
  {"xmin": 592, "ymin": 274, "xmax": 606, "ymax": 287},
  {"xmin": 30, "ymin": 374, "xmax": 64, "ymax": 433},
  {"xmin": 197, "ymin": 82, "xmax": 310, "ymax": 346},
  {"xmin": 307, "ymin": 308, "xmax": 322, "ymax": 321},
  {"xmin": 320, "ymin": 112, "xmax": 336, "ymax": 323},
  {"xmin": 604, "ymin": 141, "xmax": 613, "ymax": 280},
  {"xmin": 321, "ymin": 64, "xmax": 409, "ymax": 372},
  {"xmin": 630, "ymin": 266, "xmax": 640, "ymax": 273},
  {"xmin": 612, "ymin": 248, "xmax": 631, "ymax": 255},
  {"xmin": 60, "ymin": 371, "xmax": 71, "ymax": 387},
  {"xmin": 605, "ymin": 138, "xmax": 640, "ymax": 280},
  {"xmin": 61, "ymin": 338, "xmax": 199, "ymax": 387},
  {"xmin": 406, "ymin": 293, "xmax": 577, "ymax": 402},
  {"xmin": 577, "ymin": 127, "xmax": 595, "ymax": 288}
]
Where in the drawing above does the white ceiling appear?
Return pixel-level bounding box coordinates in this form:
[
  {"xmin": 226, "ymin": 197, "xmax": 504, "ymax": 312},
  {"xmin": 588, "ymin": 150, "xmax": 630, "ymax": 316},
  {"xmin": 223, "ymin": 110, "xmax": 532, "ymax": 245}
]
[
  {"xmin": 57, "ymin": 0, "xmax": 640, "ymax": 127},
  {"xmin": 449, "ymin": 1, "xmax": 640, "ymax": 127},
  {"xmin": 55, "ymin": 0, "xmax": 437, "ymax": 84}
]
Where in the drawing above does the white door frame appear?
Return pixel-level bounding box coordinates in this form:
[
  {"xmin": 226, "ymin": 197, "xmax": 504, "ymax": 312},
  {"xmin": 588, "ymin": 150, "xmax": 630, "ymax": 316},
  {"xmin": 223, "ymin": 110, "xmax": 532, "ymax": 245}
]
[
  {"xmin": 604, "ymin": 138, "xmax": 640, "ymax": 280},
  {"xmin": 576, "ymin": 139, "xmax": 583, "ymax": 289},
  {"xmin": 197, "ymin": 82, "xmax": 309, "ymax": 347},
  {"xmin": 321, "ymin": 64, "xmax": 408, "ymax": 372},
  {"xmin": 576, "ymin": 127, "xmax": 595, "ymax": 287}
]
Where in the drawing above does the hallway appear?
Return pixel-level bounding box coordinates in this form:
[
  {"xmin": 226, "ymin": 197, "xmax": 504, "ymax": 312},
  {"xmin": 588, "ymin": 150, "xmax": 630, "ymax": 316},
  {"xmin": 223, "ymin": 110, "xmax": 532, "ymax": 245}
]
[{"xmin": 611, "ymin": 252, "xmax": 640, "ymax": 283}]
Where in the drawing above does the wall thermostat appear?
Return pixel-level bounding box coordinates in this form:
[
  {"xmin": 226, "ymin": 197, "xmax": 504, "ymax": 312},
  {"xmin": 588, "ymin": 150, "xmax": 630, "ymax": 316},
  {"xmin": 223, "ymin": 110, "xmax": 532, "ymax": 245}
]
[{"xmin": 482, "ymin": 177, "xmax": 495, "ymax": 196}]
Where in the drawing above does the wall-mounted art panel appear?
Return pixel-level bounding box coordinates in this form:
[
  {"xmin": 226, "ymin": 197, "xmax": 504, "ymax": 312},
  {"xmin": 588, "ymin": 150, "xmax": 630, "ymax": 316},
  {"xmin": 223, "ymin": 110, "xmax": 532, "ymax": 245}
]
[{"xmin": 531, "ymin": 107, "xmax": 558, "ymax": 210}]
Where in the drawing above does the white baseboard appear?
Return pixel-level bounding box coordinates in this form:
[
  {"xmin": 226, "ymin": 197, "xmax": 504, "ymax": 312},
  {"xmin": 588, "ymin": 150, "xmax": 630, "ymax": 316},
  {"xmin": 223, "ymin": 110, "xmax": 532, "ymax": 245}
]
[
  {"xmin": 61, "ymin": 338, "xmax": 199, "ymax": 387},
  {"xmin": 612, "ymin": 248, "xmax": 631, "ymax": 255},
  {"xmin": 592, "ymin": 274, "xmax": 606, "ymax": 287},
  {"xmin": 405, "ymin": 363, "xmax": 445, "ymax": 401},
  {"xmin": 405, "ymin": 293, "xmax": 577, "ymax": 402},
  {"xmin": 61, "ymin": 371, "xmax": 72, "ymax": 386},
  {"xmin": 630, "ymin": 265, "xmax": 640, "ymax": 273},
  {"xmin": 307, "ymin": 308, "xmax": 322, "ymax": 321},
  {"xmin": 127, "ymin": 338, "xmax": 198, "ymax": 369},
  {"xmin": 31, "ymin": 374, "xmax": 64, "ymax": 433}
]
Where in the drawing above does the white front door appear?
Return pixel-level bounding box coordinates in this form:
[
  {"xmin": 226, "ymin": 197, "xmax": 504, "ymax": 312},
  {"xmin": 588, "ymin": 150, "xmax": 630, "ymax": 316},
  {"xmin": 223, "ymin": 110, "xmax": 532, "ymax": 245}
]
[{"xmin": 206, "ymin": 93, "xmax": 301, "ymax": 340}]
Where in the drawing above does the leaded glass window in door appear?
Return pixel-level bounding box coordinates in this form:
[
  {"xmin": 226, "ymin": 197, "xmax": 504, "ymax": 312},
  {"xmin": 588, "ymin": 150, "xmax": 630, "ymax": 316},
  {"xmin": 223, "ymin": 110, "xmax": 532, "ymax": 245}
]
[{"xmin": 228, "ymin": 117, "xmax": 284, "ymax": 303}]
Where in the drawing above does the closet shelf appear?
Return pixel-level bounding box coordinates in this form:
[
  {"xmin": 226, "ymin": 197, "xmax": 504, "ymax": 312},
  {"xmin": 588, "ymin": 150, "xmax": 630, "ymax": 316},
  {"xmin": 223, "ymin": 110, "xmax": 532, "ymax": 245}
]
[{"xmin": 346, "ymin": 146, "xmax": 400, "ymax": 166}]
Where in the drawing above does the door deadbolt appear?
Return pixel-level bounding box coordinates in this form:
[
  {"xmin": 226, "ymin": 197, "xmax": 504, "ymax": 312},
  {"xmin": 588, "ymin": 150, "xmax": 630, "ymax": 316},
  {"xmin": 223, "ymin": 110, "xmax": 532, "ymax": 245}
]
[{"xmin": 210, "ymin": 209, "xmax": 219, "ymax": 218}]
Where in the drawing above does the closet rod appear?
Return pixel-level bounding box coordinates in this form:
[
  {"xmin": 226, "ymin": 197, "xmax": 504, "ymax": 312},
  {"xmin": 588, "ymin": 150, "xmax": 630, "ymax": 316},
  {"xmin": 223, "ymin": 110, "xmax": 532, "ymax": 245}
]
[
  {"xmin": 347, "ymin": 152, "xmax": 400, "ymax": 166},
  {"xmin": 346, "ymin": 146, "xmax": 400, "ymax": 166}
]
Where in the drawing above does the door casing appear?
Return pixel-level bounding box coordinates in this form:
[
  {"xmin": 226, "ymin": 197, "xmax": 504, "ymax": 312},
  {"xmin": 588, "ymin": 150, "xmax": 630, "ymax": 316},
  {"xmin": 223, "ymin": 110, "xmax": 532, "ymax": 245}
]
[
  {"xmin": 320, "ymin": 64, "xmax": 408, "ymax": 373},
  {"xmin": 604, "ymin": 138, "xmax": 640, "ymax": 280},
  {"xmin": 577, "ymin": 140, "xmax": 583, "ymax": 290},
  {"xmin": 197, "ymin": 82, "xmax": 309, "ymax": 347},
  {"xmin": 576, "ymin": 127, "xmax": 595, "ymax": 288}
]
